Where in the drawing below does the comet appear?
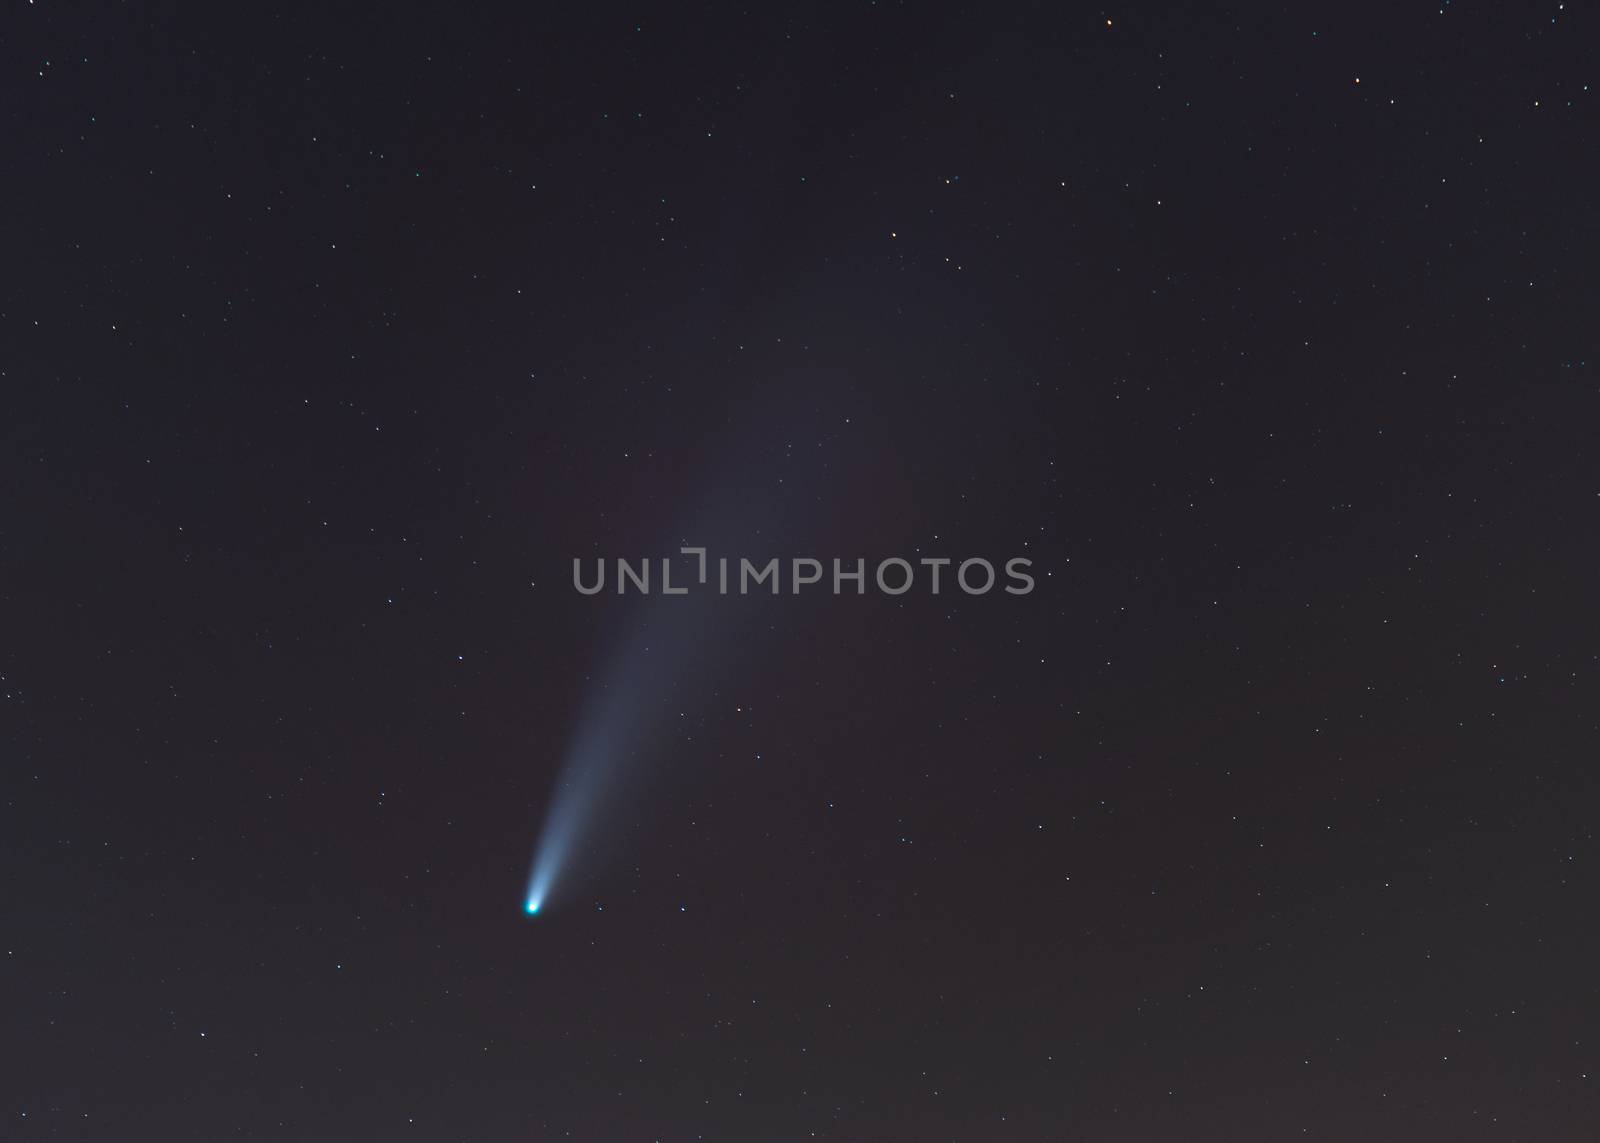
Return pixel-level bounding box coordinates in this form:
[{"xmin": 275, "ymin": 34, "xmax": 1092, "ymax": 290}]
[
  {"xmin": 521, "ymin": 384, "xmax": 855, "ymax": 917},
  {"xmin": 522, "ymin": 628, "xmax": 663, "ymax": 918}
]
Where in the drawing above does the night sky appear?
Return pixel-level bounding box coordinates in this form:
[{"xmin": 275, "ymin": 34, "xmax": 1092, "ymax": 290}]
[{"xmin": 5, "ymin": 3, "xmax": 1599, "ymax": 1139}]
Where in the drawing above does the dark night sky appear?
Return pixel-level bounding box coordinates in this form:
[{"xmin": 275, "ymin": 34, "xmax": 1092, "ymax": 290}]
[{"xmin": 4, "ymin": 3, "xmax": 1599, "ymax": 1139}]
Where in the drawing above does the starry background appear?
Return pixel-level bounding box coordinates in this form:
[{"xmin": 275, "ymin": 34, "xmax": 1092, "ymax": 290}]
[{"xmin": 4, "ymin": 3, "xmax": 1599, "ymax": 1140}]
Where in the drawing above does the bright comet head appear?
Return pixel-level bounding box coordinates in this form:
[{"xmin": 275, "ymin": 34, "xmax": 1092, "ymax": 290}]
[{"xmin": 524, "ymin": 898, "xmax": 541, "ymax": 916}]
